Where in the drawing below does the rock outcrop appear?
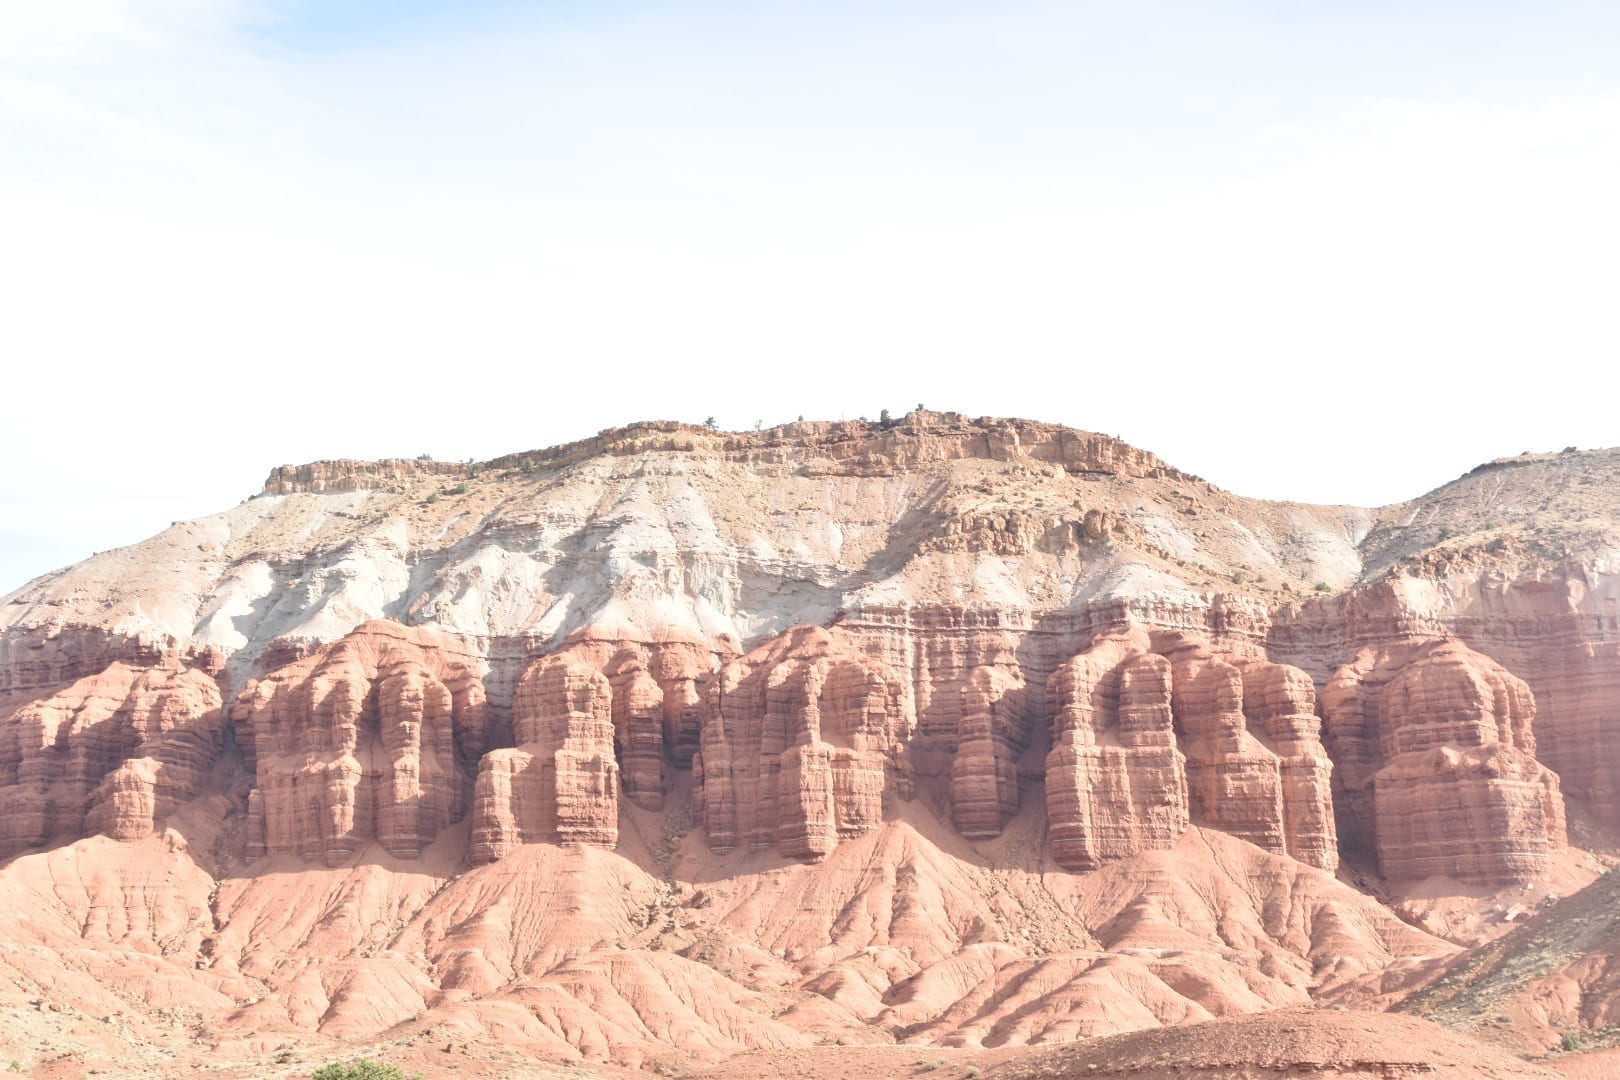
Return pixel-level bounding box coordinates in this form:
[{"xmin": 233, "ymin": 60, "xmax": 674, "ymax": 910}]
[
  {"xmin": 1044, "ymin": 631, "xmax": 1336, "ymax": 872},
  {"xmin": 0, "ymin": 656, "xmax": 223, "ymax": 857},
  {"xmin": 694, "ymin": 625, "xmax": 913, "ymax": 858},
  {"xmin": 472, "ymin": 651, "xmax": 620, "ymax": 861},
  {"xmin": 234, "ymin": 621, "xmax": 489, "ymax": 865},
  {"xmin": 1045, "ymin": 632, "xmax": 1190, "ymax": 870},
  {"xmin": 6, "ymin": 416, "xmax": 1620, "ymax": 1070},
  {"xmin": 1321, "ymin": 639, "xmax": 1566, "ymax": 885}
]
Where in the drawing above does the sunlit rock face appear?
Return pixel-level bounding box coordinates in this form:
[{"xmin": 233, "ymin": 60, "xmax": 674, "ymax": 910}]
[
  {"xmin": 694, "ymin": 625, "xmax": 913, "ymax": 859},
  {"xmin": 1322, "ymin": 639, "xmax": 1566, "ymax": 886},
  {"xmin": 0, "ymin": 657, "xmax": 224, "ymax": 857},
  {"xmin": 1042, "ymin": 630, "xmax": 1336, "ymax": 873},
  {"xmin": 233, "ymin": 621, "xmax": 489, "ymax": 865}
]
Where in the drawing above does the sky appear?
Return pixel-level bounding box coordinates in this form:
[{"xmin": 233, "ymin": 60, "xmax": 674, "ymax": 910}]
[{"xmin": 4, "ymin": 1, "xmax": 1620, "ymax": 593}]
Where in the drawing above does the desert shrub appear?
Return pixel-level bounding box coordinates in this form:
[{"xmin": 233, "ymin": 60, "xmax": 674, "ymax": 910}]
[
  {"xmin": 312, "ymin": 1059, "xmax": 422, "ymax": 1080},
  {"xmin": 1314, "ymin": 582, "xmax": 1332, "ymax": 593},
  {"xmin": 425, "ymin": 492, "xmax": 440, "ymax": 504},
  {"xmin": 449, "ymin": 482, "xmax": 468, "ymax": 495},
  {"xmin": 1561, "ymin": 1030, "xmax": 1584, "ymax": 1052}
]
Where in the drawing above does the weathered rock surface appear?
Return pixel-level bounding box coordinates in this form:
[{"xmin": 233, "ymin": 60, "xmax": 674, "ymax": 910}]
[
  {"xmin": 694, "ymin": 625, "xmax": 912, "ymax": 858},
  {"xmin": 1043, "ymin": 630, "xmax": 1336, "ymax": 872},
  {"xmin": 233, "ymin": 620, "xmax": 489, "ymax": 865},
  {"xmin": 0, "ymin": 656, "xmax": 223, "ymax": 857},
  {"xmin": 1322, "ymin": 639, "xmax": 1566, "ymax": 885},
  {"xmin": 987, "ymin": 1008, "xmax": 1562, "ymax": 1080},
  {"xmin": 4, "ymin": 418, "xmax": 1620, "ymax": 1071},
  {"xmin": 472, "ymin": 650, "xmax": 619, "ymax": 860},
  {"xmin": 1045, "ymin": 632, "xmax": 1190, "ymax": 869}
]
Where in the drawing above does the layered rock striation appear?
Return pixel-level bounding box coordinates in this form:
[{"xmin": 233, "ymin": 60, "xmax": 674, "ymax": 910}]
[
  {"xmin": 0, "ymin": 656, "xmax": 223, "ymax": 857},
  {"xmin": 1042, "ymin": 631, "xmax": 1336, "ymax": 872},
  {"xmin": 233, "ymin": 620, "xmax": 490, "ymax": 865},
  {"xmin": 472, "ymin": 651, "xmax": 620, "ymax": 860},
  {"xmin": 694, "ymin": 625, "xmax": 913, "ymax": 858},
  {"xmin": 0, "ymin": 418, "xmax": 1610, "ymax": 888},
  {"xmin": 1321, "ymin": 639, "xmax": 1566, "ymax": 885}
]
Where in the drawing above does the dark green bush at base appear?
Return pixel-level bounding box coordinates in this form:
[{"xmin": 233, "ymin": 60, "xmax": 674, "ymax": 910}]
[{"xmin": 312, "ymin": 1059, "xmax": 423, "ymax": 1080}]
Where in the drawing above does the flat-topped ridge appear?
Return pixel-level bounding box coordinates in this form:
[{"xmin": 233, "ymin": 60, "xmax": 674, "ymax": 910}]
[{"xmin": 262, "ymin": 412, "xmax": 1195, "ymax": 494}]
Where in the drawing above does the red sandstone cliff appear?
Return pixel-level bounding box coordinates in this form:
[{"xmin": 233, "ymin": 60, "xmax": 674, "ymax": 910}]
[{"xmin": 2, "ymin": 417, "xmax": 1619, "ymax": 1069}]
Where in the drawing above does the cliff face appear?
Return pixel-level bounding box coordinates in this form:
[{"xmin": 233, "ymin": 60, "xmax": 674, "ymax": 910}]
[
  {"xmin": 4, "ymin": 415, "xmax": 1610, "ymax": 876},
  {"xmin": 2, "ymin": 416, "xmax": 1618, "ymax": 1065},
  {"xmin": 1041, "ymin": 631, "xmax": 1336, "ymax": 872},
  {"xmin": 1321, "ymin": 639, "xmax": 1565, "ymax": 886},
  {"xmin": 0, "ymin": 656, "xmax": 223, "ymax": 858},
  {"xmin": 232, "ymin": 621, "xmax": 489, "ymax": 865}
]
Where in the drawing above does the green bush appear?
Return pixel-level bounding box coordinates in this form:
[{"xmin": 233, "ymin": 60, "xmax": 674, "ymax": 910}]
[
  {"xmin": 449, "ymin": 482, "xmax": 469, "ymax": 495},
  {"xmin": 1314, "ymin": 582, "xmax": 1332, "ymax": 593},
  {"xmin": 1561, "ymin": 1030, "xmax": 1584, "ymax": 1052},
  {"xmin": 312, "ymin": 1059, "xmax": 422, "ymax": 1080}
]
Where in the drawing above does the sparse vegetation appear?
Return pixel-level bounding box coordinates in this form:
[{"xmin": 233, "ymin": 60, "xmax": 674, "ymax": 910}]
[
  {"xmin": 703, "ymin": 417, "xmax": 718, "ymax": 431},
  {"xmin": 879, "ymin": 407, "xmax": 894, "ymax": 427},
  {"xmin": 1562, "ymin": 1030, "xmax": 1584, "ymax": 1052},
  {"xmin": 519, "ymin": 457, "xmax": 535, "ymax": 474},
  {"xmin": 1230, "ymin": 570, "xmax": 1247, "ymax": 585},
  {"xmin": 1437, "ymin": 526, "xmax": 1453, "ymax": 541},
  {"xmin": 425, "ymin": 492, "xmax": 440, "ymax": 504},
  {"xmin": 1314, "ymin": 582, "xmax": 1332, "ymax": 594},
  {"xmin": 312, "ymin": 1059, "xmax": 422, "ymax": 1080},
  {"xmin": 449, "ymin": 482, "xmax": 468, "ymax": 496},
  {"xmin": 415, "ymin": 453, "xmax": 432, "ymax": 461}
]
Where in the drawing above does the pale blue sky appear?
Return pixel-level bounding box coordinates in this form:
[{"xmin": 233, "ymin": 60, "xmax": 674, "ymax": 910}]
[{"xmin": 5, "ymin": 2, "xmax": 1620, "ymax": 593}]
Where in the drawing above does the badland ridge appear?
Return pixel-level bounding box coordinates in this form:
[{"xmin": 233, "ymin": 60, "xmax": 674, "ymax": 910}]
[{"xmin": 4, "ymin": 411, "xmax": 1620, "ymax": 1078}]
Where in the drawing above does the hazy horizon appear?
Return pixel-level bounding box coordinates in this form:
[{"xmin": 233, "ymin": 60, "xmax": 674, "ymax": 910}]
[{"xmin": 6, "ymin": 2, "xmax": 1620, "ymax": 592}]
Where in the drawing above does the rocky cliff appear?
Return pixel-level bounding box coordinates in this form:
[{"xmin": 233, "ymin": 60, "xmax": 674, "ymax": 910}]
[{"xmin": 2, "ymin": 414, "xmax": 1618, "ymax": 1068}]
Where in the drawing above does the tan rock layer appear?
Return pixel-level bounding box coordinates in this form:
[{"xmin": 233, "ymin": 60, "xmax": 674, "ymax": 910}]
[{"xmin": 264, "ymin": 413, "xmax": 1189, "ymax": 495}]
